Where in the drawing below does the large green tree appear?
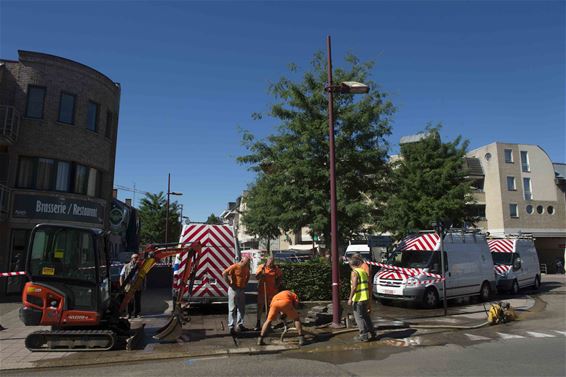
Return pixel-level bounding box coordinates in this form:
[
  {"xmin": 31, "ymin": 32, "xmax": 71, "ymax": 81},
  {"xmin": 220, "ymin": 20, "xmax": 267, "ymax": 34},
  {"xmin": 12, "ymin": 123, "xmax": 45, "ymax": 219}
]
[
  {"xmin": 238, "ymin": 52, "xmax": 395, "ymax": 246},
  {"xmin": 205, "ymin": 213, "xmax": 223, "ymax": 225},
  {"xmin": 379, "ymin": 127, "xmax": 475, "ymax": 237},
  {"xmin": 241, "ymin": 181, "xmax": 282, "ymax": 252},
  {"xmin": 138, "ymin": 192, "xmax": 182, "ymax": 245}
]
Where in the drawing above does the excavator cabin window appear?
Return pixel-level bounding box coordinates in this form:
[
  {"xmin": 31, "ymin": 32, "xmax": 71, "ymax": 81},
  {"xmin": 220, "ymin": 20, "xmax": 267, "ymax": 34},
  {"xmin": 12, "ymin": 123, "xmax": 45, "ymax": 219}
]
[{"xmin": 29, "ymin": 226, "xmax": 97, "ymax": 283}]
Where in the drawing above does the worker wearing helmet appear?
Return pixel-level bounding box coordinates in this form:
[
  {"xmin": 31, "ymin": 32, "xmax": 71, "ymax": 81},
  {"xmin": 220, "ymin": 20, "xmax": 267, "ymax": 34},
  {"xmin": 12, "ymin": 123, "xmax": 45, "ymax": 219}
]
[
  {"xmin": 257, "ymin": 290, "xmax": 305, "ymax": 346},
  {"xmin": 254, "ymin": 256, "xmax": 282, "ymax": 331}
]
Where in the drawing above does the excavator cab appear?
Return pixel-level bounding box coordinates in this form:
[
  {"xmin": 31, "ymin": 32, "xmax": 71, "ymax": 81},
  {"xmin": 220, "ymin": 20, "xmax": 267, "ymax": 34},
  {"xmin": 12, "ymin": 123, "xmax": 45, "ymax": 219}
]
[{"xmin": 21, "ymin": 224, "xmax": 110, "ymax": 328}]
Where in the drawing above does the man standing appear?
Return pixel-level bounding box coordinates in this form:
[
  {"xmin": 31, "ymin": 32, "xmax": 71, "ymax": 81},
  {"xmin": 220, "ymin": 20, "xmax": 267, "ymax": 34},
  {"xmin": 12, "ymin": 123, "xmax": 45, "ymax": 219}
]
[
  {"xmin": 347, "ymin": 257, "xmax": 375, "ymax": 342},
  {"xmin": 257, "ymin": 290, "xmax": 305, "ymax": 346},
  {"xmin": 119, "ymin": 253, "xmax": 142, "ymax": 319},
  {"xmin": 222, "ymin": 256, "xmax": 251, "ymax": 334},
  {"xmin": 255, "ymin": 256, "xmax": 282, "ymax": 330}
]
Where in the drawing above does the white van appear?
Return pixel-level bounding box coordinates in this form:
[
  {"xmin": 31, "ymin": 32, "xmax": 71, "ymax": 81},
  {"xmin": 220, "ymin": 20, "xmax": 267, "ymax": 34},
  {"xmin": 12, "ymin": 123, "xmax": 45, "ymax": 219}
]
[
  {"xmin": 488, "ymin": 236, "xmax": 541, "ymax": 294},
  {"xmin": 345, "ymin": 243, "xmax": 372, "ymax": 262},
  {"xmin": 374, "ymin": 230, "xmax": 496, "ymax": 308}
]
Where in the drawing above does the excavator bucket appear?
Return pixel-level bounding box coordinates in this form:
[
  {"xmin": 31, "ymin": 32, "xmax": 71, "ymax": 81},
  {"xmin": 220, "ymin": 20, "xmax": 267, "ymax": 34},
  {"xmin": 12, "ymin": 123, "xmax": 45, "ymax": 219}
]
[{"xmin": 153, "ymin": 312, "xmax": 184, "ymax": 342}]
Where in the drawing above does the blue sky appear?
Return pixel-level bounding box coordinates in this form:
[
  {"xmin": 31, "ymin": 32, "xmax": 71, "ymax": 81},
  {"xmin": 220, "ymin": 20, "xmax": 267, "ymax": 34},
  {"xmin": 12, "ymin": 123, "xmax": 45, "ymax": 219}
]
[{"xmin": 1, "ymin": 1, "xmax": 564, "ymax": 221}]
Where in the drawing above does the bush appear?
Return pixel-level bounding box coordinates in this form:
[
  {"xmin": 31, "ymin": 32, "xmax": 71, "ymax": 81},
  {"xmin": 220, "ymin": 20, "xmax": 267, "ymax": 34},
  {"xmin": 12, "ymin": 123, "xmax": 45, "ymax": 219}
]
[{"xmin": 278, "ymin": 259, "xmax": 351, "ymax": 301}]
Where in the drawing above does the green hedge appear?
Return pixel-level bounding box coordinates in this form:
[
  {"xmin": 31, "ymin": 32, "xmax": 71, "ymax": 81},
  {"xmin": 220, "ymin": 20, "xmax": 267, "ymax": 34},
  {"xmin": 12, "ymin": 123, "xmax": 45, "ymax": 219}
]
[{"xmin": 277, "ymin": 259, "xmax": 351, "ymax": 301}]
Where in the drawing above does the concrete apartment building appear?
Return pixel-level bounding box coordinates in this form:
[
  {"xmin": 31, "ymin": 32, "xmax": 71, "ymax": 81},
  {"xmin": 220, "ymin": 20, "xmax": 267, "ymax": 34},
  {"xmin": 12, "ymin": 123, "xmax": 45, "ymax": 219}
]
[
  {"xmin": 0, "ymin": 51, "xmax": 120, "ymax": 297},
  {"xmin": 467, "ymin": 142, "xmax": 566, "ymax": 272}
]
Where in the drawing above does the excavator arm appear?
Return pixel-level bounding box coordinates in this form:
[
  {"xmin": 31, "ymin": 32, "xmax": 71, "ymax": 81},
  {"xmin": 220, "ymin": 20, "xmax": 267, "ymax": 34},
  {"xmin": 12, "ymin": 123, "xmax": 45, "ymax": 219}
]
[{"xmin": 119, "ymin": 242, "xmax": 202, "ymax": 341}]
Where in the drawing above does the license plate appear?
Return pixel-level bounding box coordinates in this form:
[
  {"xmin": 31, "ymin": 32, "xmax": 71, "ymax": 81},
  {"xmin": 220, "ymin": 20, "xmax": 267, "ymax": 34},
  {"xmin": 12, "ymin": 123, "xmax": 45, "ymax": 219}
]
[{"xmin": 381, "ymin": 288, "xmax": 402, "ymax": 296}]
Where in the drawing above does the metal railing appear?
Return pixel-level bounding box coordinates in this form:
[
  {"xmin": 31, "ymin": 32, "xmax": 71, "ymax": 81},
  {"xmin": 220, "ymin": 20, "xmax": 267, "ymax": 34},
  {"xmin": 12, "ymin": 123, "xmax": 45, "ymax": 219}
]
[{"xmin": 0, "ymin": 105, "xmax": 20, "ymax": 144}]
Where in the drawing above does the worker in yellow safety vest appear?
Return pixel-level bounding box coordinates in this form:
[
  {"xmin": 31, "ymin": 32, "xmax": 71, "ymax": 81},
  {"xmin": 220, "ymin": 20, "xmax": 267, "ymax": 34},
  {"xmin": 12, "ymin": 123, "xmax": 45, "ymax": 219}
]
[{"xmin": 347, "ymin": 256, "xmax": 375, "ymax": 342}]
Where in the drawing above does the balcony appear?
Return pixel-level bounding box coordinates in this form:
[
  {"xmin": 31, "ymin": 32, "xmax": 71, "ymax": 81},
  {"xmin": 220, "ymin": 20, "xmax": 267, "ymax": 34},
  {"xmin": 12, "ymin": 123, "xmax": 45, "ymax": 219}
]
[
  {"xmin": 0, "ymin": 184, "xmax": 9, "ymax": 221},
  {"xmin": 0, "ymin": 105, "xmax": 20, "ymax": 145}
]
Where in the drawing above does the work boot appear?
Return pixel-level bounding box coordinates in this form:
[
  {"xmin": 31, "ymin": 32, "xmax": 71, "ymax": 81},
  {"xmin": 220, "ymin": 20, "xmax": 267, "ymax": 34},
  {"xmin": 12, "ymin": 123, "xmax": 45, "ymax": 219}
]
[
  {"xmin": 257, "ymin": 337, "xmax": 266, "ymax": 346},
  {"xmin": 238, "ymin": 325, "xmax": 250, "ymax": 332},
  {"xmin": 298, "ymin": 335, "xmax": 305, "ymax": 346}
]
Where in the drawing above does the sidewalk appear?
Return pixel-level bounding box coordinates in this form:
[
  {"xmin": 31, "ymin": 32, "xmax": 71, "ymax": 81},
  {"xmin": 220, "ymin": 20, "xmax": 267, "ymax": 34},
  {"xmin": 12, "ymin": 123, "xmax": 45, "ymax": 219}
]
[{"xmin": 1, "ymin": 277, "xmax": 559, "ymax": 372}]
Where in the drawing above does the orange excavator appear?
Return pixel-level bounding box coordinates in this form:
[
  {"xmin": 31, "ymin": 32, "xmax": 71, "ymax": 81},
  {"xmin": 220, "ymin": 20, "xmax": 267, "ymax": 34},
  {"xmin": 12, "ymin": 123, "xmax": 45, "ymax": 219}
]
[{"xmin": 19, "ymin": 223, "xmax": 201, "ymax": 351}]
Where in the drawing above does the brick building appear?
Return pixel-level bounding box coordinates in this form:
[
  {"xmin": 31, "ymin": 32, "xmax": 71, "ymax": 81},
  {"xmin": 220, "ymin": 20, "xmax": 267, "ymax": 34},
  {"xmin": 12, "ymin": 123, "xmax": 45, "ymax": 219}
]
[{"xmin": 0, "ymin": 50, "xmax": 120, "ymax": 297}]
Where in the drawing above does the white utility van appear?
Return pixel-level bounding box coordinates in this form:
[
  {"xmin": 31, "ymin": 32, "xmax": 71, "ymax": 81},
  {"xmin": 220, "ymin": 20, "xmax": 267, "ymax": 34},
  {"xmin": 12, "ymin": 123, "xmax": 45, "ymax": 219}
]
[
  {"xmin": 488, "ymin": 235, "xmax": 541, "ymax": 294},
  {"xmin": 345, "ymin": 243, "xmax": 372, "ymax": 262},
  {"xmin": 374, "ymin": 230, "xmax": 496, "ymax": 308}
]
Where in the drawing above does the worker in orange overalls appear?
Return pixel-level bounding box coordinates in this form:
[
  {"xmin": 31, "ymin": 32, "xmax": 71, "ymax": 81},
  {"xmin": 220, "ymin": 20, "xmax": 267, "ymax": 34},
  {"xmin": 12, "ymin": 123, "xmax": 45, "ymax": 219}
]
[
  {"xmin": 254, "ymin": 256, "xmax": 282, "ymax": 331},
  {"xmin": 257, "ymin": 290, "xmax": 305, "ymax": 346}
]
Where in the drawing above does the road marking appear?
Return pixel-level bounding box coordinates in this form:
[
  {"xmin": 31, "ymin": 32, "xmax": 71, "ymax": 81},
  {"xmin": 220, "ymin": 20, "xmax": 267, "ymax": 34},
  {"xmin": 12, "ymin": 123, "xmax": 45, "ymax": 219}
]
[
  {"xmin": 497, "ymin": 332, "xmax": 525, "ymax": 340},
  {"xmin": 553, "ymin": 330, "xmax": 566, "ymax": 336},
  {"xmin": 465, "ymin": 334, "xmax": 491, "ymax": 341},
  {"xmin": 526, "ymin": 331, "xmax": 555, "ymax": 338}
]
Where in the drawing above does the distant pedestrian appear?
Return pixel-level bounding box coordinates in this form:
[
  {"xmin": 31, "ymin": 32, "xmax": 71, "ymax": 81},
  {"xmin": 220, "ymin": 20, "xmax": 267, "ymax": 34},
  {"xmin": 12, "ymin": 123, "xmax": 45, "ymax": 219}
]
[
  {"xmin": 120, "ymin": 253, "xmax": 142, "ymax": 319},
  {"xmin": 257, "ymin": 290, "xmax": 305, "ymax": 346},
  {"xmin": 223, "ymin": 256, "xmax": 251, "ymax": 334},
  {"xmin": 348, "ymin": 257, "xmax": 375, "ymax": 342},
  {"xmin": 255, "ymin": 256, "xmax": 282, "ymax": 330}
]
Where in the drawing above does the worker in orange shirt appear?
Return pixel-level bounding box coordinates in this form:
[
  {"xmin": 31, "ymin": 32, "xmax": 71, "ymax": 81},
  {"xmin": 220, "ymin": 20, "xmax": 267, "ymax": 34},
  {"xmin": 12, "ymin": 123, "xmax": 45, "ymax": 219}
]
[
  {"xmin": 222, "ymin": 256, "xmax": 251, "ymax": 335},
  {"xmin": 257, "ymin": 290, "xmax": 305, "ymax": 346},
  {"xmin": 255, "ymin": 256, "xmax": 282, "ymax": 331}
]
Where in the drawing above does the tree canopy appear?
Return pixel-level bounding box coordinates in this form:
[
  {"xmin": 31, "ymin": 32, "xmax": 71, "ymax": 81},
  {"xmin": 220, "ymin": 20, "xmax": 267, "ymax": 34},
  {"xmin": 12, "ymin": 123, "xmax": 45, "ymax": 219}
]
[
  {"xmin": 205, "ymin": 213, "xmax": 223, "ymax": 225},
  {"xmin": 238, "ymin": 52, "xmax": 395, "ymax": 245},
  {"xmin": 138, "ymin": 192, "xmax": 182, "ymax": 244},
  {"xmin": 379, "ymin": 127, "xmax": 475, "ymax": 237}
]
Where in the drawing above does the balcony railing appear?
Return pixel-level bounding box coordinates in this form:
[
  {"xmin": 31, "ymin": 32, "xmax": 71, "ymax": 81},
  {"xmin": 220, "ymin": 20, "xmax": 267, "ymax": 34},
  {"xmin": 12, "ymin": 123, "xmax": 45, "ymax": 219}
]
[
  {"xmin": 0, "ymin": 184, "xmax": 9, "ymax": 221},
  {"xmin": 0, "ymin": 105, "xmax": 20, "ymax": 144}
]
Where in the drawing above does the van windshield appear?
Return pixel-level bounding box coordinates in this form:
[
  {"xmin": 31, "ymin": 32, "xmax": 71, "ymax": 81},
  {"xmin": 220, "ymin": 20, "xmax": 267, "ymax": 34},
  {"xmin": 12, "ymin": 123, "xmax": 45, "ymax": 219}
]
[
  {"xmin": 387, "ymin": 250, "xmax": 434, "ymax": 269},
  {"xmin": 492, "ymin": 252, "xmax": 513, "ymax": 265}
]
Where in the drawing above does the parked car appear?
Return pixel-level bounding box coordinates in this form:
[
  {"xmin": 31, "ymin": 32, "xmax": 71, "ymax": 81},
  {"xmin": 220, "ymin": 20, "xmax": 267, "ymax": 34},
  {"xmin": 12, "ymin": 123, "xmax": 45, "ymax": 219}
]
[
  {"xmin": 109, "ymin": 261, "xmax": 124, "ymax": 290},
  {"xmin": 488, "ymin": 236, "xmax": 541, "ymax": 294},
  {"xmin": 374, "ymin": 230, "xmax": 496, "ymax": 308}
]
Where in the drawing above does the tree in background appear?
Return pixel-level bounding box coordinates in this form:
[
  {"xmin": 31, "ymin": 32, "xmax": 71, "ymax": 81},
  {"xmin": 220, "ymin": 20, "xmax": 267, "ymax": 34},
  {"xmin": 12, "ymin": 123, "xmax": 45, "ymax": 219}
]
[
  {"xmin": 241, "ymin": 180, "xmax": 282, "ymax": 253},
  {"xmin": 205, "ymin": 213, "xmax": 223, "ymax": 225},
  {"xmin": 238, "ymin": 52, "xmax": 395, "ymax": 246},
  {"xmin": 379, "ymin": 127, "xmax": 475, "ymax": 237},
  {"xmin": 138, "ymin": 192, "xmax": 181, "ymax": 244}
]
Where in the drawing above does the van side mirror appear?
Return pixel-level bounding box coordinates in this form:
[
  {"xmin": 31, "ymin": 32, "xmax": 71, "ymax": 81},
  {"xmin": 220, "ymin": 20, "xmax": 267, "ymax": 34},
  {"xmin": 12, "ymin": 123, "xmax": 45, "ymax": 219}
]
[{"xmin": 513, "ymin": 257, "xmax": 522, "ymax": 271}]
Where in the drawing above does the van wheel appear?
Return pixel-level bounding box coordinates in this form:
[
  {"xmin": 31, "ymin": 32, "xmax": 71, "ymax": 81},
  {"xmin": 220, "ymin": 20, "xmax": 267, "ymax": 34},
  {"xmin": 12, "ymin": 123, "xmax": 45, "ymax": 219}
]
[
  {"xmin": 479, "ymin": 282, "xmax": 491, "ymax": 302},
  {"xmin": 533, "ymin": 275, "xmax": 541, "ymax": 290},
  {"xmin": 423, "ymin": 288, "xmax": 439, "ymax": 309},
  {"xmin": 510, "ymin": 280, "xmax": 519, "ymax": 295}
]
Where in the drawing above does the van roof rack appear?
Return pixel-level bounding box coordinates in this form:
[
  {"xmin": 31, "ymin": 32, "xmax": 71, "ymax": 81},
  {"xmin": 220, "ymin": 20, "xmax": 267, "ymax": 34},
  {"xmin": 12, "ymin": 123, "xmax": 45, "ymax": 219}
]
[{"xmin": 486, "ymin": 233, "xmax": 534, "ymax": 240}]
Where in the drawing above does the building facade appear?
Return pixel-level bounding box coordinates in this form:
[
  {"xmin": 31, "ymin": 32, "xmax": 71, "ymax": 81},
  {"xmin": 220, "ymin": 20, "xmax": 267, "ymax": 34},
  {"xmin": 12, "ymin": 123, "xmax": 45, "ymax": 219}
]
[
  {"xmin": 467, "ymin": 142, "xmax": 566, "ymax": 272},
  {"xmin": 0, "ymin": 50, "xmax": 120, "ymax": 297}
]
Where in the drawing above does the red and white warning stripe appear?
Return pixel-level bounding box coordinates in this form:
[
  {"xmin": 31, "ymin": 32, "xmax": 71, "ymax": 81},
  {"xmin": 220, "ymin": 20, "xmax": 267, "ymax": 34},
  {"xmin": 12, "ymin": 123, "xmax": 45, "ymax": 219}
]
[
  {"xmin": 487, "ymin": 239, "xmax": 516, "ymax": 253},
  {"xmin": 398, "ymin": 233, "xmax": 441, "ymax": 251},
  {"xmin": 0, "ymin": 271, "xmax": 27, "ymax": 277},
  {"xmin": 343, "ymin": 257, "xmax": 444, "ymax": 285},
  {"xmin": 494, "ymin": 264, "xmax": 512, "ymax": 276}
]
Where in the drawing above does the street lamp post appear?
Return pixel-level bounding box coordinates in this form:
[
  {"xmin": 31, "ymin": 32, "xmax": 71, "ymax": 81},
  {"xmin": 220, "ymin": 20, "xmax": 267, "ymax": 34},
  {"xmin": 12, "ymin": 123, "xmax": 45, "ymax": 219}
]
[
  {"xmin": 165, "ymin": 173, "xmax": 183, "ymax": 245},
  {"xmin": 325, "ymin": 35, "xmax": 370, "ymax": 327}
]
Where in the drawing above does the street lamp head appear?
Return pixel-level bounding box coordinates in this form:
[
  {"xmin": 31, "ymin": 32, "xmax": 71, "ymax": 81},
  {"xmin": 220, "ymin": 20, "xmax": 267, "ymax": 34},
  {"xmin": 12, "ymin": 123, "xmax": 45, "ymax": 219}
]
[
  {"xmin": 170, "ymin": 192, "xmax": 183, "ymax": 196},
  {"xmin": 340, "ymin": 81, "xmax": 369, "ymax": 94}
]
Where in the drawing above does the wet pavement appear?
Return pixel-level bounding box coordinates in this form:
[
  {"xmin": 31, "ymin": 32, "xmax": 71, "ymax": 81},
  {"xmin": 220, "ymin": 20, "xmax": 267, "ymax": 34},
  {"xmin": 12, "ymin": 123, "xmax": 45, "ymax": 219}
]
[{"xmin": 1, "ymin": 276, "xmax": 562, "ymax": 373}]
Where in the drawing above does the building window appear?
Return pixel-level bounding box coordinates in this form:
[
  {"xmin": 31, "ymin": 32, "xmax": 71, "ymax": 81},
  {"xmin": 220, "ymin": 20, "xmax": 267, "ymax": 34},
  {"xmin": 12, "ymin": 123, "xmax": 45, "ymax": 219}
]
[
  {"xmin": 468, "ymin": 204, "xmax": 486, "ymax": 219},
  {"xmin": 504, "ymin": 149, "xmax": 513, "ymax": 163},
  {"xmin": 526, "ymin": 205, "xmax": 533, "ymax": 214},
  {"xmin": 74, "ymin": 164, "xmax": 89, "ymax": 194},
  {"xmin": 25, "ymin": 86, "xmax": 46, "ymax": 119},
  {"xmin": 36, "ymin": 158, "xmax": 54, "ymax": 190},
  {"xmin": 507, "ymin": 176, "xmax": 516, "ymax": 191},
  {"xmin": 523, "ymin": 177, "xmax": 532, "ymax": 200},
  {"xmin": 58, "ymin": 92, "xmax": 76, "ymax": 124},
  {"xmin": 547, "ymin": 206, "xmax": 555, "ymax": 215},
  {"xmin": 17, "ymin": 157, "xmax": 35, "ymax": 188},
  {"xmin": 87, "ymin": 101, "xmax": 99, "ymax": 132},
  {"xmin": 509, "ymin": 204, "xmax": 519, "ymax": 218},
  {"xmin": 87, "ymin": 168, "xmax": 98, "ymax": 197},
  {"xmin": 520, "ymin": 151, "xmax": 530, "ymax": 172},
  {"xmin": 105, "ymin": 111, "xmax": 113, "ymax": 139},
  {"xmin": 536, "ymin": 205, "xmax": 544, "ymax": 214},
  {"xmin": 55, "ymin": 161, "xmax": 71, "ymax": 192}
]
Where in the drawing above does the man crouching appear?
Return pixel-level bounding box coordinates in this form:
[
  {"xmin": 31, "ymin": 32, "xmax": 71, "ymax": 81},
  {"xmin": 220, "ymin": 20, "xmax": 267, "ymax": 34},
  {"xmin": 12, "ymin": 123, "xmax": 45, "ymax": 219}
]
[{"xmin": 257, "ymin": 290, "xmax": 305, "ymax": 346}]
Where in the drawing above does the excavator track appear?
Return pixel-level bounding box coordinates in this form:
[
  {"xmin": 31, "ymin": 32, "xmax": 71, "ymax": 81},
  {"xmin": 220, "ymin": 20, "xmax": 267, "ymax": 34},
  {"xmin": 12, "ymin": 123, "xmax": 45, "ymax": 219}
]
[{"xmin": 25, "ymin": 329, "xmax": 116, "ymax": 352}]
